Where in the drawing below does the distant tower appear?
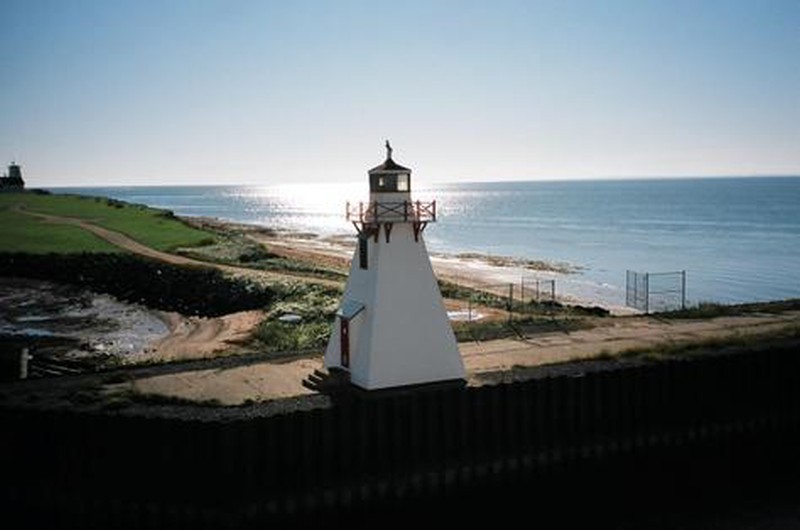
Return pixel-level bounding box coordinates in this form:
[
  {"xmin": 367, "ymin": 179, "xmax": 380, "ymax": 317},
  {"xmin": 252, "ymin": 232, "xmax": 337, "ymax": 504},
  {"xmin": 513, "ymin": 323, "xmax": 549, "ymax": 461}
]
[
  {"xmin": 0, "ymin": 162, "xmax": 25, "ymax": 190},
  {"xmin": 324, "ymin": 142, "xmax": 466, "ymax": 390},
  {"xmin": 7, "ymin": 163, "xmax": 22, "ymax": 182}
]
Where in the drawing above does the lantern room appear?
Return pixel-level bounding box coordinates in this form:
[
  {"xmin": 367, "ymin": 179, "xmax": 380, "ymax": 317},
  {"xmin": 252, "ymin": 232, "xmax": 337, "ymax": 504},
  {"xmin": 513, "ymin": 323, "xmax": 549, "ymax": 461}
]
[{"xmin": 368, "ymin": 141, "xmax": 411, "ymax": 195}]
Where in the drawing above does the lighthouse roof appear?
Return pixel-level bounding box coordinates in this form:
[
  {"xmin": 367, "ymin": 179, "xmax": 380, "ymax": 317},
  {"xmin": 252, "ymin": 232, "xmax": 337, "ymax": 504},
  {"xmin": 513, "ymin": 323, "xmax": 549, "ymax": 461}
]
[
  {"xmin": 368, "ymin": 157, "xmax": 411, "ymax": 173},
  {"xmin": 368, "ymin": 140, "xmax": 411, "ymax": 173}
]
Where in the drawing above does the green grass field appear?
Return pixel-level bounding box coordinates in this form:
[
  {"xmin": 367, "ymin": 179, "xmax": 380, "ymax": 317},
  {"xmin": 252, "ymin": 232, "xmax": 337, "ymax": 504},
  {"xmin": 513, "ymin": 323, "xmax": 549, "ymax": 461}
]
[
  {"xmin": 0, "ymin": 207, "xmax": 121, "ymax": 253},
  {"xmin": 0, "ymin": 192, "xmax": 215, "ymax": 254}
]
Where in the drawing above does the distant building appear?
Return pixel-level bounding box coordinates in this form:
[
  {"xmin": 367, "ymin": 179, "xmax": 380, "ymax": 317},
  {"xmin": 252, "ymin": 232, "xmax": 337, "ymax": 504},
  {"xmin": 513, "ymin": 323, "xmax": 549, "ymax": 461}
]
[{"xmin": 0, "ymin": 162, "xmax": 25, "ymax": 191}]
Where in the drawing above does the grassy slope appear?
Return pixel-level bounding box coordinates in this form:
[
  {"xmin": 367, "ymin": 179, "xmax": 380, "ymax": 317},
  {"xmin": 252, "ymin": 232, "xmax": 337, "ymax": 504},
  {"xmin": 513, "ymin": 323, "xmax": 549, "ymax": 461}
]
[
  {"xmin": 0, "ymin": 208, "xmax": 120, "ymax": 253},
  {"xmin": 0, "ymin": 192, "xmax": 214, "ymax": 253}
]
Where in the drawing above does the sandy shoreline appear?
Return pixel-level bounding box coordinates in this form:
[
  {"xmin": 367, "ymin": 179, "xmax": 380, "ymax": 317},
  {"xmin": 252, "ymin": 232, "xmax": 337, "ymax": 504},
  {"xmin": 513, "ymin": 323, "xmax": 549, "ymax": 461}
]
[{"xmin": 196, "ymin": 215, "xmax": 634, "ymax": 314}]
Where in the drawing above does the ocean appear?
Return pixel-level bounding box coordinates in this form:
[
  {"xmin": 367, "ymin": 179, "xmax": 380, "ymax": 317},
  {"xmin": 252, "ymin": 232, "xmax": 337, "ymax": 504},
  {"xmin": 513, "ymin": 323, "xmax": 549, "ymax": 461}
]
[{"xmin": 52, "ymin": 177, "xmax": 800, "ymax": 308}]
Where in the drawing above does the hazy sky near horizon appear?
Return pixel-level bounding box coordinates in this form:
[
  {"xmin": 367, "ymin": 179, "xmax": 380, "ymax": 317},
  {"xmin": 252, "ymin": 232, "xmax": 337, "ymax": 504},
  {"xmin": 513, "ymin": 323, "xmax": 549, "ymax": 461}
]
[{"xmin": 2, "ymin": 0, "xmax": 799, "ymax": 187}]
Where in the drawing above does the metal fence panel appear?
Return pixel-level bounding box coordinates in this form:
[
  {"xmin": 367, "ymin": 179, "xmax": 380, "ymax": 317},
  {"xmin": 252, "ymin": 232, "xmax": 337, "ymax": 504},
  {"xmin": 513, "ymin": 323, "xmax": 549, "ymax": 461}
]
[
  {"xmin": 520, "ymin": 277, "xmax": 556, "ymax": 304},
  {"xmin": 626, "ymin": 270, "xmax": 686, "ymax": 313}
]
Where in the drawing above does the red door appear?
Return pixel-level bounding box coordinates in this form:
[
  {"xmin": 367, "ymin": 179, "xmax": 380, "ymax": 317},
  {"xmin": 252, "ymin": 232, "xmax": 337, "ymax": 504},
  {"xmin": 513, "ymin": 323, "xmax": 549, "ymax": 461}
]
[{"xmin": 340, "ymin": 319, "xmax": 350, "ymax": 368}]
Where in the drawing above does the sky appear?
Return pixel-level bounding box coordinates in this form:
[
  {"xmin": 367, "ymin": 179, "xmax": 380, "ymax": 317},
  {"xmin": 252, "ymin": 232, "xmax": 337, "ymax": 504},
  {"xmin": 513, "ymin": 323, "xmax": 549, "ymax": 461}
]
[{"xmin": 1, "ymin": 0, "xmax": 799, "ymax": 187}]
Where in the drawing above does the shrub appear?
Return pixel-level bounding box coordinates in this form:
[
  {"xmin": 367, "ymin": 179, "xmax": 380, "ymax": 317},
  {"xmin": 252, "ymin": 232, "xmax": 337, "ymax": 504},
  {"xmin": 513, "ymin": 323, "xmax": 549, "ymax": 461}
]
[
  {"xmin": 0, "ymin": 252, "xmax": 277, "ymax": 316},
  {"xmin": 239, "ymin": 248, "xmax": 276, "ymax": 263},
  {"xmin": 255, "ymin": 321, "xmax": 331, "ymax": 353}
]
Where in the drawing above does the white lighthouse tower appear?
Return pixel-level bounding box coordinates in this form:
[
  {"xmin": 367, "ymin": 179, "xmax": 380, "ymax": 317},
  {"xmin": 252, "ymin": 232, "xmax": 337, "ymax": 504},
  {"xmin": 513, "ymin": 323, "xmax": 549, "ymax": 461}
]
[{"xmin": 323, "ymin": 142, "xmax": 466, "ymax": 390}]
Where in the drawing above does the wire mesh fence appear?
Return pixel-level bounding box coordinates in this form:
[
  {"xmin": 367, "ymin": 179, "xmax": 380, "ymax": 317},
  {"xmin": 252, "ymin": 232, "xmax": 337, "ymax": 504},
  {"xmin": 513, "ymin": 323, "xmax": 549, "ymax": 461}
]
[
  {"xmin": 442, "ymin": 276, "xmax": 558, "ymax": 324},
  {"xmin": 440, "ymin": 274, "xmax": 614, "ymax": 343},
  {"xmin": 626, "ymin": 270, "xmax": 686, "ymax": 313},
  {"xmin": 520, "ymin": 277, "xmax": 556, "ymax": 304}
]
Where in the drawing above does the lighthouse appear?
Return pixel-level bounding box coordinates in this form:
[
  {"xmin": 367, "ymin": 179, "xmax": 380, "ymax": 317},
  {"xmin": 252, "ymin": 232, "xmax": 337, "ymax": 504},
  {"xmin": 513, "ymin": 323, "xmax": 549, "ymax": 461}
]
[{"xmin": 323, "ymin": 142, "xmax": 466, "ymax": 390}]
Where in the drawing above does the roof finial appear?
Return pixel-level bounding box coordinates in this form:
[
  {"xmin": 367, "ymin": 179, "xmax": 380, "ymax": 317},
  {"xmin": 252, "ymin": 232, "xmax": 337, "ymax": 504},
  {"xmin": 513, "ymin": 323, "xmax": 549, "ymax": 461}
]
[{"xmin": 385, "ymin": 140, "xmax": 393, "ymax": 160}]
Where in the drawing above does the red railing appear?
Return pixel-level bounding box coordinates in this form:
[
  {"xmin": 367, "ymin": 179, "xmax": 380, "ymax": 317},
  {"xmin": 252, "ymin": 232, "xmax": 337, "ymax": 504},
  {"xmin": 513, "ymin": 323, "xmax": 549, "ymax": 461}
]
[{"xmin": 346, "ymin": 200, "xmax": 437, "ymax": 224}]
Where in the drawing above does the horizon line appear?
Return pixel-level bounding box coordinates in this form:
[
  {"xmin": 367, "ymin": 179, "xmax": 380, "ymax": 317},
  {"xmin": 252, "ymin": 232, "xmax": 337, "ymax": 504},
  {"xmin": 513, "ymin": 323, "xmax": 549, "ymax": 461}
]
[{"xmin": 40, "ymin": 173, "xmax": 800, "ymax": 189}]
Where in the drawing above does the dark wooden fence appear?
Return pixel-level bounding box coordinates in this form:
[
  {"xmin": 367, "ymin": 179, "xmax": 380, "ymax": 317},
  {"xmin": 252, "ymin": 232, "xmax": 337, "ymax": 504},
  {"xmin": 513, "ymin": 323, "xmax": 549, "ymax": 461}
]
[{"xmin": 3, "ymin": 340, "xmax": 800, "ymax": 529}]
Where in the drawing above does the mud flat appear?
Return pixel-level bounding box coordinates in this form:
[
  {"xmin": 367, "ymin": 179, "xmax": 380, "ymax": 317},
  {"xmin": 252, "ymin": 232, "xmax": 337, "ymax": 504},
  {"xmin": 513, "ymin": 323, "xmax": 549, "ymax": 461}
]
[
  {"xmin": 0, "ymin": 277, "xmax": 169, "ymax": 360},
  {"xmin": 0, "ymin": 277, "xmax": 267, "ymax": 378}
]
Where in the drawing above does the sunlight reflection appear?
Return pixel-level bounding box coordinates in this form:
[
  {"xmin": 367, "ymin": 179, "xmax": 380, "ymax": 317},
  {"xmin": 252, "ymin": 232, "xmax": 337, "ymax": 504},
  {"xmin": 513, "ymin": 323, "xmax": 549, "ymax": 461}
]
[{"xmin": 224, "ymin": 181, "xmax": 366, "ymax": 235}]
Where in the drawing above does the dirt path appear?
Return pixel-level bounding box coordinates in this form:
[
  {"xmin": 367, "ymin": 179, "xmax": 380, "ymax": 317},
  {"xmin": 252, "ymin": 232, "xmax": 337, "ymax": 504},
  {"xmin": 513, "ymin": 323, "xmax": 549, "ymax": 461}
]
[
  {"xmin": 461, "ymin": 310, "xmax": 800, "ymax": 376},
  {"xmin": 19, "ymin": 207, "xmax": 210, "ymax": 266},
  {"xmin": 131, "ymin": 357, "xmax": 321, "ymax": 405},
  {"xmin": 121, "ymin": 310, "xmax": 800, "ymax": 405},
  {"xmin": 129, "ymin": 310, "xmax": 266, "ymax": 364}
]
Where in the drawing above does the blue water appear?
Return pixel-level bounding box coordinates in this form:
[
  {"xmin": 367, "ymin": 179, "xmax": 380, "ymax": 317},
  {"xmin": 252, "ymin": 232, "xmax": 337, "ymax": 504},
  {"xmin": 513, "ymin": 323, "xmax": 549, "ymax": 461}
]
[{"xmin": 52, "ymin": 177, "xmax": 800, "ymax": 308}]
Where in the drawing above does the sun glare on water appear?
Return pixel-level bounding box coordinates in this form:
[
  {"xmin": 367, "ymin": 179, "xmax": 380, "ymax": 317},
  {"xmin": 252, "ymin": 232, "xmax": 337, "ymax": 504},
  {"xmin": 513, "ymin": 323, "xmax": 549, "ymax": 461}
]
[{"xmin": 227, "ymin": 181, "xmax": 366, "ymax": 235}]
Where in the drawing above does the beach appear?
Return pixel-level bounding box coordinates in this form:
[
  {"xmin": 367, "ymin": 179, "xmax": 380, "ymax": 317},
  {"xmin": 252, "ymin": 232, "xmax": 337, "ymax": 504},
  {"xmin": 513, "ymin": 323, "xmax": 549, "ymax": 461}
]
[{"xmin": 191, "ymin": 215, "xmax": 621, "ymax": 311}]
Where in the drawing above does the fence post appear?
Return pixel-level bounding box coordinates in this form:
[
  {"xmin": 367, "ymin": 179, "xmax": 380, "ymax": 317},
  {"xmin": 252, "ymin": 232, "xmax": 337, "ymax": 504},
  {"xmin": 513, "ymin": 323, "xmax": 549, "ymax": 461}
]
[
  {"xmin": 20, "ymin": 348, "xmax": 30, "ymax": 380},
  {"xmin": 508, "ymin": 283, "xmax": 514, "ymax": 324},
  {"xmin": 644, "ymin": 273, "xmax": 650, "ymax": 314},
  {"xmin": 681, "ymin": 270, "xmax": 687, "ymax": 310},
  {"xmin": 625, "ymin": 270, "xmax": 631, "ymax": 307}
]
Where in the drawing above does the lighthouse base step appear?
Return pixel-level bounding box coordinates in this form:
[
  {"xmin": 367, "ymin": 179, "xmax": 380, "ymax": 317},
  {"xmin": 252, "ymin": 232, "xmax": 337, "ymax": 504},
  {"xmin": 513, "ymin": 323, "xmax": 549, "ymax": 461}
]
[{"xmin": 302, "ymin": 368, "xmax": 351, "ymax": 394}]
